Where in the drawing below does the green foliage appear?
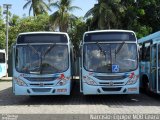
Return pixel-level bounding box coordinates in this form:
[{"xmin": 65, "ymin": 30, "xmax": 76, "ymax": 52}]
[
  {"xmin": 49, "ymin": 0, "xmax": 81, "ymax": 32},
  {"xmin": 136, "ymin": 25, "xmax": 152, "ymax": 38},
  {"xmin": 0, "ymin": 14, "xmax": 50, "ymax": 49},
  {"xmin": 85, "ymin": 0, "xmax": 160, "ymax": 39},
  {"xmin": 0, "ymin": 6, "xmax": 6, "ymax": 49},
  {"xmin": 23, "ymin": 0, "xmax": 51, "ymax": 16},
  {"xmin": 68, "ymin": 17, "xmax": 87, "ymax": 48},
  {"xmin": 18, "ymin": 14, "xmax": 50, "ymax": 33},
  {"xmin": 0, "ymin": 0, "xmax": 160, "ymax": 50},
  {"xmin": 0, "ymin": 31, "xmax": 5, "ymax": 49},
  {"xmin": 85, "ymin": 0, "xmax": 124, "ymax": 29}
]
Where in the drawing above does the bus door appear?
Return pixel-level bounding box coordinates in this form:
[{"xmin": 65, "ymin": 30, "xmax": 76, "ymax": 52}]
[
  {"xmin": 150, "ymin": 44, "xmax": 157, "ymax": 92},
  {"xmin": 79, "ymin": 44, "xmax": 83, "ymax": 92},
  {"xmin": 157, "ymin": 44, "xmax": 160, "ymax": 93},
  {"xmin": 12, "ymin": 45, "xmax": 16, "ymax": 93}
]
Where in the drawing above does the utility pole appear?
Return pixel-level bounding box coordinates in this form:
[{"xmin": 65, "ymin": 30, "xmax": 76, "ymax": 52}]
[{"xmin": 3, "ymin": 4, "xmax": 12, "ymax": 77}]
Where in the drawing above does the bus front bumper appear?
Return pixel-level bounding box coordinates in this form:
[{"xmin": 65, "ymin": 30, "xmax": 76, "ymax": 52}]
[
  {"xmin": 14, "ymin": 84, "xmax": 71, "ymax": 95},
  {"xmin": 82, "ymin": 83, "xmax": 139, "ymax": 95}
]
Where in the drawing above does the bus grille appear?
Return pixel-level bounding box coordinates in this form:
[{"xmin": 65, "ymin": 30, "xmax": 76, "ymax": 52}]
[
  {"xmin": 24, "ymin": 77, "xmax": 58, "ymax": 82},
  {"xmin": 99, "ymin": 82, "xmax": 124, "ymax": 86},
  {"xmin": 32, "ymin": 88, "xmax": 51, "ymax": 92},
  {"xmin": 30, "ymin": 83, "xmax": 54, "ymax": 86},
  {"xmin": 102, "ymin": 87, "xmax": 122, "ymax": 92},
  {"xmin": 94, "ymin": 76, "xmax": 127, "ymax": 80}
]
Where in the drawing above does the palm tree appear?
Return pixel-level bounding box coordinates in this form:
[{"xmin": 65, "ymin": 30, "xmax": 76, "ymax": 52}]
[
  {"xmin": 23, "ymin": 0, "xmax": 51, "ymax": 16},
  {"xmin": 49, "ymin": 0, "xmax": 81, "ymax": 32},
  {"xmin": 84, "ymin": 0, "xmax": 123, "ymax": 29}
]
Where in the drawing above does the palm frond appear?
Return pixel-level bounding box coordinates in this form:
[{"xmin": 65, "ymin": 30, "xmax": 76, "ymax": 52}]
[
  {"xmin": 50, "ymin": 2, "xmax": 60, "ymax": 9},
  {"xmin": 49, "ymin": 11, "xmax": 60, "ymax": 25},
  {"xmin": 49, "ymin": 0, "xmax": 82, "ymax": 32},
  {"xmin": 84, "ymin": 8, "xmax": 94, "ymax": 18},
  {"xmin": 23, "ymin": 0, "xmax": 31, "ymax": 9},
  {"xmin": 39, "ymin": 1, "xmax": 50, "ymax": 13},
  {"xmin": 68, "ymin": 6, "xmax": 82, "ymax": 12},
  {"xmin": 29, "ymin": 4, "xmax": 33, "ymax": 16}
]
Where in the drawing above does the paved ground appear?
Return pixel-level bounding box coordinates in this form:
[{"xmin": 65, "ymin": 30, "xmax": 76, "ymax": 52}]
[{"xmin": 0, "ymin": 80, "xmax": 160, "ymax": 114}]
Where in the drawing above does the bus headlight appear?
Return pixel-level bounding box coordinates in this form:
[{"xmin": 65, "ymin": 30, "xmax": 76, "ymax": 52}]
[
  {"xmin": 13, "ymin": 77, "xmax": 27, "ymax": 86},
  {"xmin": 56, "ymin": 80, "xmax": 67, "ymax": 86},
  {"xmin": 83, "ymin": 76, "xmax": 97, "ymax": 85},
  {"xmin": 126, "ymin": 75, "xmax": 138, "ymax": 85}
]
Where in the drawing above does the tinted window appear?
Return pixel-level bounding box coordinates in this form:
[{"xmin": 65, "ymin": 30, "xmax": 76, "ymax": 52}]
[
  {"xmin": 83, "ymin": 43, "xmax": 138, "ymax": 73},
  {"xmin": 142, "ymin": 42, "xmax": 151, "ymax": 61},
  {"xmin": 84, "ymin": 32, "xmax": 136, "ymax": 42},
  {"xmin": 17, "ymin": 34, "xmax": 68, "ymax": 44},
  {"xmin": 0, "ymin": 53, "xmax": 5, "ymax": 63},
  {"xmin": 16, "ymin": 45, "xmax": 69, "ymax": 74}
]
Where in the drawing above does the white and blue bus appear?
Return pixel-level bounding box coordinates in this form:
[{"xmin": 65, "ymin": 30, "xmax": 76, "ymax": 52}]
[
  {"xmin": 138, "ymin": 31, "xmax": 160, "ymax": 94},
  {"xmin": 0, "ymin": 49, "xmax": 7, "ymax": 78},
  {"xmin": 80, "ymin": 30, "xmax": 139, "ymax": 95},
  {"xmin": 12, "ymin": 32, "xmax": 73, "ymax": 95}
]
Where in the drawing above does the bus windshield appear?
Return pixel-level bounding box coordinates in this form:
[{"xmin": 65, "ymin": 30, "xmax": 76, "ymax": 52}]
[
  {"xmin": 16, "ymin": 45, "xmax": 69, "ymax": 74},
  {"xmin": 83, "ymin": 43, "xmax": 138, "ymax": 73}
]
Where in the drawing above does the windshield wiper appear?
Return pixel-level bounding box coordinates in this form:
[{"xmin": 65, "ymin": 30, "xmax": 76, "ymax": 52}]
[
  {"xmin": 27, "ymin": 43, "xmax": 56, "ymax": 74},
  {"xmin": 115, "ymin": 41, "xmax": 125, "ymax": 62},
  {"xmin": 43, "ymin": 43, "xmax": 56, "ymax": 58},
  {"xmin": 96, "ymin": 42, "xmax": 112, "ymax": 71},
  {"xmin": 40, "ymin": 43, "xmax": 56, "ymax": 74},
  {"xmin": 96, "ymin": 42, "xmax": 107, "ymax": 58},
  {"xmin": 115, "ymin": 41, "xmax": 125, "ymax": 55},
  {"xmin": 27, "ymin": 43, "xmax": 41, "ymax": 73},
  {"xmin": 27, "ymin": 43, "xmax": 40, "ymax": 56}
]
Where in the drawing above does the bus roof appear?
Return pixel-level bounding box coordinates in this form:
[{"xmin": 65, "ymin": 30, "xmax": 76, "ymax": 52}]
[
  {"xmin": 16, "ymin": 32, "xmax": 70, "ymax": 44},
  {"xmin": 138, "ymin": 31, "xmax": 160, "ymax": 43},
  {"xmin": 83, "ymin": 30, "xmax": 136, "ymax": 42},
  {"xmin": 0, "ymin": 49, "xmax": 5, "ymax": 53},
  {"xmin": 84, "ymin": 30, "xmax": 135, "ymax": 34},
  {"xmin": 18, "ymin": 31, "xmax": 68, "ymax": 36}
]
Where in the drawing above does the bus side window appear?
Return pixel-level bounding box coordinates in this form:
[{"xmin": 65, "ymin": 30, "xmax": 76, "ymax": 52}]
[
  {"xmin": 145, "ymin": 46, "xmax": 150, "ymax": 61},
  {"xmin": 142, "ymin": 42, "xmax": 151, "ymax": 61},
  {"xmin": 0, "ymin": 53, "xmax": 5, "ymax": 63},
  {"xmin": 141, "ymin": 43, "xmax": 145, "ymax": 61}
]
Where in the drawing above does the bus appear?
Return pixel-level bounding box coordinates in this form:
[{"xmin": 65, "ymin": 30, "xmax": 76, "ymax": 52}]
[
  {"xmin": 0, "ymin": 49, "xmax": 7, "ymax": 78},
  {"xmin": 79, "ymin": 30, "xmax": 139, "ymax": 95},
  {"xmin": 12, "ymin": 32, "xmax": 73, "ymax": 95},
  {"xmin": 138, "ymin": 31, "xmax": 160, "ymax": 94}
]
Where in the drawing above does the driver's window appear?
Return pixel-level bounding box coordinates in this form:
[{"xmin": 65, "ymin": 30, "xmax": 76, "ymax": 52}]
[{"xmin": 142, "ymin": 41, "xmax": 151, "ymax": 61}]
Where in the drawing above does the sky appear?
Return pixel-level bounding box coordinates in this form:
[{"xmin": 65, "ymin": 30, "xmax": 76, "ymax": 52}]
[{"xmin": 0, "ymin": 0, "xmax": 97, "ymax": 17}]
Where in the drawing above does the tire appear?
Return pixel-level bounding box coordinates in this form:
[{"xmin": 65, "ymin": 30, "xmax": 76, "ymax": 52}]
[{"xmin": 142, "ymin": 76, "xmax": 151, "ymax": 94}]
